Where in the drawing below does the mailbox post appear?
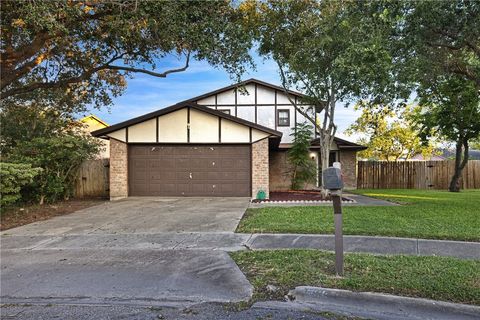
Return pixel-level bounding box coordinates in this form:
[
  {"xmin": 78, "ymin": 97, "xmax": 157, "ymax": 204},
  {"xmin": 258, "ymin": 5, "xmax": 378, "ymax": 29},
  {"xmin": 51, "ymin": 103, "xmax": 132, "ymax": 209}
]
[{"xmin": 322, "ymin": 164, "xmax": 344, "ymax": 276}]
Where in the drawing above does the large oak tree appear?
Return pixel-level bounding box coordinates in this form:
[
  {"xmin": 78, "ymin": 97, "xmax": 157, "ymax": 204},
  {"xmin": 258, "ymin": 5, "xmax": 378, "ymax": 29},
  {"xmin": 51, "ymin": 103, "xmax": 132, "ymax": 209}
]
[{"xmin": 1, "ymin": 1, "xmax": 254, "ymax": 108}]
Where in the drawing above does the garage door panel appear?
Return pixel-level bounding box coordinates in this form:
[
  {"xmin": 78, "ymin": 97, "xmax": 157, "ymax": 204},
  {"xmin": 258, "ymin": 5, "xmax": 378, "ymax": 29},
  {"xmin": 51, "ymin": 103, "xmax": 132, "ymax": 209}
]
[{"xmin": 129, "ymin": 145, "xmax": 251, "ymax": 196}]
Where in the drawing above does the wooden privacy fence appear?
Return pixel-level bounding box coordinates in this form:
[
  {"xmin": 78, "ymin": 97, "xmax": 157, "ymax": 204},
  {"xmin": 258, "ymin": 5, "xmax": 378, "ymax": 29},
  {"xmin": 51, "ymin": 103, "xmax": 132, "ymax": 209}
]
[
  {"xmin": 74, "ymin": 159, "xmax": 109, "ymax": 198},
  {"xmin": 357, "ymin": 160, "xmax": 480, "ymax": 189}
]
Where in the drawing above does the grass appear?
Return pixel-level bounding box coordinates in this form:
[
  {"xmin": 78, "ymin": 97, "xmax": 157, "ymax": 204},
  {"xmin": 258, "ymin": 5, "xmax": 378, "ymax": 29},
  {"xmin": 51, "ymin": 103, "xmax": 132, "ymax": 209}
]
[
  {"xmin": 237, "ymin": 189, "xmax": 480, "ymax": 241},
  {"xmin": 231, "ymin": 249, "xmax": 480, "ymax": 305}
]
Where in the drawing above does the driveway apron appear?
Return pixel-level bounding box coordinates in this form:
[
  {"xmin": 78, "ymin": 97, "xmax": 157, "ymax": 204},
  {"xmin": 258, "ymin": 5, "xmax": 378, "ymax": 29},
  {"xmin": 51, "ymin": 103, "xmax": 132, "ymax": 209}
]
[{"xmin": 1, "ymin": 197, "xmax": 253, "ymax": 304}]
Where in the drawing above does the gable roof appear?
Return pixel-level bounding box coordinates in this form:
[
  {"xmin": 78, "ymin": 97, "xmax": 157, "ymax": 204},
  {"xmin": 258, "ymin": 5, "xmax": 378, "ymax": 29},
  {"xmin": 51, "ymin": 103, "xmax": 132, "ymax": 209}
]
[
  {"xmin": 311, "ymin": 136, "xmax": 367, "ymax": 151},
  {"xmin": 91, "ymin": 101, "xmax": 282, "ymax": 138},
  {"xmin": 181, "ymin": 78, "xmax": 310, "ymax": 104}
]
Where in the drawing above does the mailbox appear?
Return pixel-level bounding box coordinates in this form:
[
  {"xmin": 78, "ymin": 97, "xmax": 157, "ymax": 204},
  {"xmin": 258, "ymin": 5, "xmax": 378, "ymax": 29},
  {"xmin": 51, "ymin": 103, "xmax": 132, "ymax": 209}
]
[{"xmin": 322, "ymin": 167, "xmax": 343, "ymax": 190}]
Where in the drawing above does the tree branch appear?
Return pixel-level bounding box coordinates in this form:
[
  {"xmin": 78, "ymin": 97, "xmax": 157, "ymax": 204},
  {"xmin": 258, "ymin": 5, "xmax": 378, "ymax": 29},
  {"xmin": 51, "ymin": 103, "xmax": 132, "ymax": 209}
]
[{"xmin": 1, "ymin": 51, "xmax": 191, "ymax": 99}]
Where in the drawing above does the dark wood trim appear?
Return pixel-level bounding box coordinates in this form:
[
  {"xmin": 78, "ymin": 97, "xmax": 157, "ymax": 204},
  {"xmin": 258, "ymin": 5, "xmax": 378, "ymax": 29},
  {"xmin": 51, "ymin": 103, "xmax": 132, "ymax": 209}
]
[
  {"xmin": 254, "ymin": 83, "xmax": 258, "ymax": 124},
  {"xmin": 249, "ymin": 127, "xmax": 252, "ymax": 143},
  {"xmin": 174, "ymin": 78, "xmax": 310, "ymax": 107},
  {"xmin": 92, "ymin": 102, "xmax": 282, "ymax": 138},
  {"xmin": 249, "ymin": 144, "xmax": 253, "ymax": 198},
  {"xmin": 126, "ymin": 142, "xmax": 253, "ymax": 146},
  {"xmin": 197, "ymin": 103, "xmax": 310, "ymax": 107},
  {"xmin": 214, "ymin": 94, "xmax": 218, "ymax": 110},
  {"xmin": 277, "ymin": 109, "xmax": 290, "ymax": 127},
  {"xmin": 234, "ymin": 88, "xmax": 238, "ymax": 117},
  {"xmin": 187, "ymin": 107, "xmax": 190, "ymax": 143},
  {"xmin": 217, "ymin": 109, "xmax": 231, "ymax": 115},
  {"xmin": 125, "ymin": 126, "xmax": 129, "ymax": 143},
  {"xmin": 218, "ymin": 117, "xmax": 222, "ymax": 143},
  {"xmin": 156, "ymin": 117, "xmax": 159, "ymax": 143},
  {"xmin": 274, "ymin": 90, "xmax": 278, "ymax": 130},
  {"xmin": 294, "ymin": 96, "xmax": 298, "ymax": 133}
]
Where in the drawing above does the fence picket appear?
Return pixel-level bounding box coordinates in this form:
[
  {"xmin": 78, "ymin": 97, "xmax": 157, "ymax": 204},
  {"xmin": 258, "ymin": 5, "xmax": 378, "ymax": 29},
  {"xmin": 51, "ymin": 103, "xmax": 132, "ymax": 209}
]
[{"xmin": 357, "ymin": 160, "xmax": 480, "ymax": 189}]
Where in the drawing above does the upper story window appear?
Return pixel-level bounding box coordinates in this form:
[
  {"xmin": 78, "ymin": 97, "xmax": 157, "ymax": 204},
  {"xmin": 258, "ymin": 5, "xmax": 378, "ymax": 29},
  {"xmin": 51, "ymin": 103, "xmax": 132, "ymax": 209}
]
[
  {"xmin": 218, "ymin": 109, "xmax": 231, "ymax": 115},
  {"xmin": 277, "ymin": 109, "xmax": 290, "ymax": 127}
]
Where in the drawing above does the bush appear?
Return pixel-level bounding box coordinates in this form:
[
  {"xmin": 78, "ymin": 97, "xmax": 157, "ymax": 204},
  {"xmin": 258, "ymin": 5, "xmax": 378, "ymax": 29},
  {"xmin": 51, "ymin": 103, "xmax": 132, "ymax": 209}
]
[
  {"xmin": 288, "ymin": 122, "xmax": 317, "ymax": 190},
  {"xmin": 0, "ymin": 162, "xmax": 42, "ymax": 207},
  {"xmin": 8, "ymin": 135, "xmax": 99, "ymax": 204}
]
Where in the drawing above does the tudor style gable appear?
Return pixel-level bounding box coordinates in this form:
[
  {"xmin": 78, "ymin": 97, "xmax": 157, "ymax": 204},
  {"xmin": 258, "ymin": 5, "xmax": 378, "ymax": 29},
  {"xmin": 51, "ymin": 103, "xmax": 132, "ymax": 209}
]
[{"xmin": 189, "ymin": 79, "xmax": 316, "ymax": 145}]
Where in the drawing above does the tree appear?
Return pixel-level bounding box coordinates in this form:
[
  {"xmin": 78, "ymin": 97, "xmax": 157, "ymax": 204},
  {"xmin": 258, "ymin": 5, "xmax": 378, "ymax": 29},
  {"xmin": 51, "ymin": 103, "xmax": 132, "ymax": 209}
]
[
  {"xmin": 390, "ymin": 1, "xmax": 480, "ymax": 191},
  {"xmin": 1, "ymin": 99, "xmax": 101, "ymax": 204},
  {"xmin": 244, "ymin": 0, "xmax": 399, "ymax": 190},
  {"xmin": 350, "ymin": 0, "xmax": 480, "ymax": 191},
  {"xmin": 1, "ymin": 1, "xmax": 254, "ymax": 107},
  {"xmin": 346, "ymin": 105, "xmax": 438, "ymax": 161},
  {"xmin": 416, "ymin": 76, "xmax": 480, "ymax": 192},
  {"xmin": 288, "ymin": 122, "xmax": 316, "ymax": 190},
  {"xmin": 8, "ymin": 135, "xmax": 100, "ymax": 204}
]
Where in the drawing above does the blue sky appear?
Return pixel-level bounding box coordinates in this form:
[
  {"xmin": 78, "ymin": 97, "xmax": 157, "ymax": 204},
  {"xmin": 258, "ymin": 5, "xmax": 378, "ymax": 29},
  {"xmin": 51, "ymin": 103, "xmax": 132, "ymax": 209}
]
[{"xmin": 86, "ymin": 51, "xmax": 361, "ymax": 140}]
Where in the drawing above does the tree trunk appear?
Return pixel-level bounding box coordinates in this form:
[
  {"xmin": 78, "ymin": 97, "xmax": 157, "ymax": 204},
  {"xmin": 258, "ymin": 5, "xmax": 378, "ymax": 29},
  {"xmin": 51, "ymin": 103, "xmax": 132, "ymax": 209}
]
[{"xmin": 449, "ymin": 137, "xmax": 469, "ymax": 192}]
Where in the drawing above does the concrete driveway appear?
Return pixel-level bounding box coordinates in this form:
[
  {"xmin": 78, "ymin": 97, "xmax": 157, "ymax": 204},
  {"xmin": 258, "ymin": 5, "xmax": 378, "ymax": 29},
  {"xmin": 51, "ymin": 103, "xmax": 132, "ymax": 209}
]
[
  {"xmin": 3, "ymin": 197, "xmax": 250, "ymax": 236},
  {"xmin": 1, "ymin": 197, "xmax": 253, "ymax": 305}
]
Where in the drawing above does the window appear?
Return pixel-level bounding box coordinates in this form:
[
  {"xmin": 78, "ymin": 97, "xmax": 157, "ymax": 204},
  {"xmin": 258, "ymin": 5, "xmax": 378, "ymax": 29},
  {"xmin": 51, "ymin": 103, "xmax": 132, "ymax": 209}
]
[
  {"xmin": 329, "ymin": 151, "xmax": 339, "ymax": 167},
  {"xmin": 277, "ymin": 109, "xmax": 290, "ymax": 127},
  {"xmin": 218, "ymin": 109, "xmax": 231, "ymax": 115}
]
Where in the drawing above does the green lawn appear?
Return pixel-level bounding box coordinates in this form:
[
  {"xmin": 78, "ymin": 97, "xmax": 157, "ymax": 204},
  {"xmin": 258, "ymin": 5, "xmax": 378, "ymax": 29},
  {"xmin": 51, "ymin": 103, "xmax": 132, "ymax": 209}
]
[
  {"xmin": 231, "ymin": 249, "xmax": 480, "ymax": 305},
  {"xmin": 237, "ymin": 189, "xmax": 480, "ymax": 241}
]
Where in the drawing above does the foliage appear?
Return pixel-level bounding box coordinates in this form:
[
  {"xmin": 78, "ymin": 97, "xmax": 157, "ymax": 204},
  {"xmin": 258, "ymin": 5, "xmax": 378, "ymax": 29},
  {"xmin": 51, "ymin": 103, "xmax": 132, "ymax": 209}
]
[
  {"xmin": 0, "ymin": 101, "xmax": 81, "ymax": 154},
  {"xmin": 471, "ymin": 139, "xmax": 480, "ymax": 150},
  {"xmin": 231, "ymin": 249, "xmax": 480, "ymax": 305},
  {"xmin": 0, "ymin": 163, "xmax": 42, "ymax": 207},
  {"xmin": 287, "ymin": 122, "xmax": 316, "ymax": 190},
  {"xmin": 236, "ymin": 189, "xmax": 480, "ymax": 241},
  {"xmin": 243, "ymin": 0, "xmax": 401, "ymax": 188},
  {"xmin": 416, "ymin": 76, "xmax": 480, "ymax": 191},
  {"xmin": 1, "ymin": 1, "xmax": 254, "ymax": 107},
  {"xmin": 355, "ymin": 1, "xmax": 480, "ymax": 191},
  {"xmin": 7, "ymin": 135, "xmax": 100, "ymax": 204},
  {"xmin": 346, "ymin": 105, "xmax": 438, "ymax": 160}
]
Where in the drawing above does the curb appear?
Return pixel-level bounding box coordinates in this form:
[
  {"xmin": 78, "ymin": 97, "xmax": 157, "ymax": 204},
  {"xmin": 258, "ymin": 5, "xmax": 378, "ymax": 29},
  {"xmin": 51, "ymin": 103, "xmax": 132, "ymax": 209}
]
[
  {"xmin": 288, "ymin": 286, "xmax": 480, "ymax": 320},
  {"xmin": 245, "ymin": 234, "xmax": 480, "ymax": 259}
]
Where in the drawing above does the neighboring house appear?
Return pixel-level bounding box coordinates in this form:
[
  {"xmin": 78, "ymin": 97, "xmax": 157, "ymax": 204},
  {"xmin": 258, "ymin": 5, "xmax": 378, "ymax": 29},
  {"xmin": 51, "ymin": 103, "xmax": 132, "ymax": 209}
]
[
  {"xmin": 410, "ymin": 149, "xmax": 480, "ymax": 161},
  {"xmin": 92, "ymin": 79, "xmax": 365, "ymax": 200},
  {"xmin": 80, "ymin": 115, "xmax": 110, "ymax": 159}
]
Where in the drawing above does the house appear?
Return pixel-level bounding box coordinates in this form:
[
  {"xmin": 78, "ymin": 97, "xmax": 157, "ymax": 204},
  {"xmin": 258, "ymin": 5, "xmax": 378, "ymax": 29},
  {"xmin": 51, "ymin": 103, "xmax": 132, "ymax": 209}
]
[
  {"xmin": 79, "ymin": 114, "xmax": 110, "ymax": 159},
  {"xmin": 92, "ymin": 79, "xmax": 365, "ymax": 200},
  {"xmin": 411, "ymin": 149, "xmax": 480, "ymax": 161}
]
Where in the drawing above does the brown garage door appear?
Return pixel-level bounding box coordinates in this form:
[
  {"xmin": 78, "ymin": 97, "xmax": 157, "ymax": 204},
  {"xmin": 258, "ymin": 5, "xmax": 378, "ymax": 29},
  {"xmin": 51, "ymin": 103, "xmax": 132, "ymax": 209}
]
[{"xmin": 128, "ymin": 145, "xmax": 251, "ymax": 196}]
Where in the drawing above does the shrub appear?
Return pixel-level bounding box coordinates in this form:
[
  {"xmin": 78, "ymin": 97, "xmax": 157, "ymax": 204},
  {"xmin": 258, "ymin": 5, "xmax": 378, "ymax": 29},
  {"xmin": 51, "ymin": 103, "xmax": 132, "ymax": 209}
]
[
  {"xmin": 8, "ymin": 135, "xmax": 100, "ymax": 204},
  {"xmin": 0, "ymin": 162, "xmax": 42, "ymax": 207},
  {"xmin": 288, "ymin": 122, "xmax": 317, "ymax": 190}
]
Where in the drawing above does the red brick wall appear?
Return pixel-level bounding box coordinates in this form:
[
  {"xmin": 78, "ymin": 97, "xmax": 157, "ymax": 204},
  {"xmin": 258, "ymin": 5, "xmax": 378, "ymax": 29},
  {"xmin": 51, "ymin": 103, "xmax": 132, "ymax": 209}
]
[
  {"xmin": 109, "ymin": 139, "xmax": 128, "ymax": 200},
  {"xmin": 269, "ymin": 149, "xmax": 358, "ymax": 190},
  {"xmin": 269, "ymin": 150, "xmax": 319, "ymax": 191},
  {"xmin": 339, "ymin": 150, "xmax": 357, "ymax": 189},
  {"xmin": 252, "ymin": 138, "xmax": 269, "ymax": 199}
]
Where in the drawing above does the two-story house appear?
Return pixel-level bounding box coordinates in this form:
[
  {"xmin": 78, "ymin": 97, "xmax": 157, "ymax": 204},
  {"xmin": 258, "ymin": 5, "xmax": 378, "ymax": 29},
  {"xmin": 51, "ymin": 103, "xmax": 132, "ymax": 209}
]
[{"xmin": 92, "ymin": 79, "xmax": 365, "ymax": 200}]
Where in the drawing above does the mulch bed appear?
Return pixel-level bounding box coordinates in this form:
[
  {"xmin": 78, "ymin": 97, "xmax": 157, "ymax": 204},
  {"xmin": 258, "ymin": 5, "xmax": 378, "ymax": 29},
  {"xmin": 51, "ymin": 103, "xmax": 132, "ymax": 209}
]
[
  {"xmin": 252, "ymin": 190, "xmax": 350, "ymax": 203},
  {"xmin": 0, "ymin": 199, "xmax": 106, "ymax": 231}
]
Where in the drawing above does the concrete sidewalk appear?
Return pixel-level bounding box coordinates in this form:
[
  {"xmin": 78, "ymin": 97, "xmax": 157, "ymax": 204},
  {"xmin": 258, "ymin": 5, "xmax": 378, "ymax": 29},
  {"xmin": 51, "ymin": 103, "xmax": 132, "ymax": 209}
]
[{"xmin": 2, "ymin": 232, "xmax": 478, "ymax": 259}]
